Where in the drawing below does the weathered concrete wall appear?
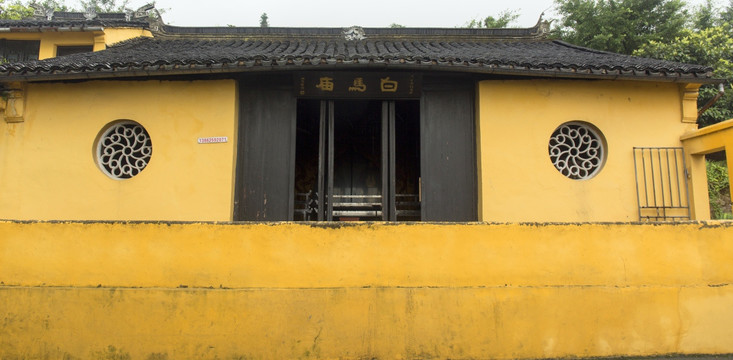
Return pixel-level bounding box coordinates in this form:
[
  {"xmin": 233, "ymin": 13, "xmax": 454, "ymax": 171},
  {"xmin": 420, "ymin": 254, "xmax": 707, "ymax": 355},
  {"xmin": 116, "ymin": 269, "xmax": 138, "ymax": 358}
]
[{"xmin": 1, "ymin": 221, "xmax": 733, "ymax": 359}]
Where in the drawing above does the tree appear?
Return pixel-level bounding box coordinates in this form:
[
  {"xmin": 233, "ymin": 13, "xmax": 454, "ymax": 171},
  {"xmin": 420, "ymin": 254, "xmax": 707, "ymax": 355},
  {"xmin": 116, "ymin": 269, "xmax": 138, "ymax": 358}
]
[
  {"xmin": 635, "ymin": 24, "xmax": 733, "ymax": 127},
  {"xmin": 721, "ymin": 0, "xmax": 733, "ymax": 24},
  {"xmin": 690, "ymin": 0, "xmax": 718, "ymax": 30},
  {"xmin": 259, "ymin": 12, "xmax": 268, "ymax": 28},
  {"xmin": 0, "ymin": 0, "xmax": 35, "ymax": 19},
  {"xmin": 465, "ymin": 9, "xmax": 520, "ymax": 28},
  {"xmin": 78, "ymin": 0, "xmax": 127, "ymax": 12},
  {"xmin": 552, "ymin": 0, "xmax": 688, "ymax": 54},
  {"xmin": 1, "ymin": 0, "xmax": 134, "ymax": 19}
]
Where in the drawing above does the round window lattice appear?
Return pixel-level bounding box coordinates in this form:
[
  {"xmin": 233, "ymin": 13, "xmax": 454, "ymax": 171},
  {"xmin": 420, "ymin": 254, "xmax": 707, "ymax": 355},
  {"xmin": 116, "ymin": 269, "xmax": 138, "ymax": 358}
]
[
  {"xmin": 96, "ymin": 121, "xmax": 152, "ymax": 179},
  {"xmin": 548, "ymin": 122, "xmax": 605, "ymax": 180}
]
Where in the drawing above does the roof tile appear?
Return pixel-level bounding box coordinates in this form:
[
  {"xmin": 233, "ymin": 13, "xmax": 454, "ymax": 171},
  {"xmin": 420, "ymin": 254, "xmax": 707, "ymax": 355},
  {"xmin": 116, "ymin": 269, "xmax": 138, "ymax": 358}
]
[{"xmin": 0, "ymin": 28, "xmax": 717, "ymax": 82}]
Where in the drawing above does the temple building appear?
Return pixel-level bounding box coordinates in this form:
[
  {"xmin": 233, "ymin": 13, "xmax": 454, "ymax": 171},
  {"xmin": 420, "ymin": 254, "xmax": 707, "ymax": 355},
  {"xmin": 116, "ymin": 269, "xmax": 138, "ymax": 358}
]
[{"xmin": 1, "ymin": 6, "xmax": 733, "ymax": 360}]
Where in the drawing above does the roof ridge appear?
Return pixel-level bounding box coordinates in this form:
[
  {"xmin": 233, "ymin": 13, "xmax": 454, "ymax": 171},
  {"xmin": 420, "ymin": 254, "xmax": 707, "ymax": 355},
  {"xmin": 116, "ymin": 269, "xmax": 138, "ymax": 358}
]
[{"xmin": 154, "ymin": 24, "xmax": 549, "ymax": 41}]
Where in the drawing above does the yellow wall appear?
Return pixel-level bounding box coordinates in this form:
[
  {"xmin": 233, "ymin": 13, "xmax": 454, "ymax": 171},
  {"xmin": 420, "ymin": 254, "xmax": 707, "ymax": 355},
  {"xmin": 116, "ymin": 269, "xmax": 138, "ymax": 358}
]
[
  {"xmin": 1, "ymin": 31, "xmax": 97, "ymax": 59},
  {"xmin": 100, "ymin": 27, "xmax": 153, "ymax": 46},
  {"xmin": 681, "ymin": 118, "xmax": 733, "ymax": 219},
  {"xmin": 0, "ymin": 77, "xmax": 709, "ymax": 222},
  {"xmin": 1, "ymin": 28, "xmax": 151, "ymax": 59},
  {"xmin": 477, "ymin": 80, "xmax": 697, "ymax": 222},
  {"xmin": 2, "ymin": 221, "xmax": 733, "ymax": 359},
  {"xmin": 0, "ymin": 80, "xmax": 238, "ymax": 221}
]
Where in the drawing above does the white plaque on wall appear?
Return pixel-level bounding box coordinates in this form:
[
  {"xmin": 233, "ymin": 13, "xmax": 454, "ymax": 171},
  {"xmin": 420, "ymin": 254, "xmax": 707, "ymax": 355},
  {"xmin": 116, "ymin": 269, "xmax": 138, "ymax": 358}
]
[{"xmin": 197, "ymin": 137, "xmax": 228, "ymax": 144}]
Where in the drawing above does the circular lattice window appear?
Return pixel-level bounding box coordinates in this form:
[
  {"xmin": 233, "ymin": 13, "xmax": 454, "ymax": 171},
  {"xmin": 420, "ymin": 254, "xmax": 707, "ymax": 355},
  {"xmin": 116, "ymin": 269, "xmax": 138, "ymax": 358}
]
[
  {"xmin": 548, "ymin": 122, "xmax": 606, "ymax": 180},
  {"xmin": 96, "ymin": 121, "xmax": 152, "ymax": 179}
]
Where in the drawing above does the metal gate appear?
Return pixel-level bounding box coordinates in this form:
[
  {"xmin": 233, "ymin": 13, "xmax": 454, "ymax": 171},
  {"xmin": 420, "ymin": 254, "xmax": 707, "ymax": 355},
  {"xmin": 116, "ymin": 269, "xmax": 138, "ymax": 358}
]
[{"xmin": 633, "ymin": 147, "xmax": 691, "ymax": 221}]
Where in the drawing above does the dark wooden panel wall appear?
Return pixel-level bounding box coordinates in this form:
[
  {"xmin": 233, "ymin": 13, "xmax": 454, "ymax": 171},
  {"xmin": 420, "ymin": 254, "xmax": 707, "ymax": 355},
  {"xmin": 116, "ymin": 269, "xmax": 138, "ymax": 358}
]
[
  {"xmin": 234, "ymin": 73, "xmax": 477, "ymax": 222},
  {"xmin": 234, "ymin": 76, "xmax": 296, "ymax": 221},
  {"xmin": 420, "ymin": 77, "xmax": 478, "ymax": 221}
]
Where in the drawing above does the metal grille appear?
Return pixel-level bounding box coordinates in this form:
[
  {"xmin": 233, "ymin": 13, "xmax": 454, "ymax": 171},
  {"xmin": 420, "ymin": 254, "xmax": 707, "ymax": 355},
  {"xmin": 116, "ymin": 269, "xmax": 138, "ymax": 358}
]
[{"xmin": 633, "ymin": 147, "xmax": 690, "ymax": 221}]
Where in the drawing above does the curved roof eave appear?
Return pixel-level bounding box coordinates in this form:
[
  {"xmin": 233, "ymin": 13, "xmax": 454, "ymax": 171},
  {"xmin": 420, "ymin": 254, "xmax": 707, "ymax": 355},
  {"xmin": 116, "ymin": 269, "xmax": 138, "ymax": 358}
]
[
  {"xmin": 0, "ymin": 25, "xmax": 720, "ymax": 85},
  {"xmin": 0, "ymin": 62, "xmax": 720, "ymax": 84}
]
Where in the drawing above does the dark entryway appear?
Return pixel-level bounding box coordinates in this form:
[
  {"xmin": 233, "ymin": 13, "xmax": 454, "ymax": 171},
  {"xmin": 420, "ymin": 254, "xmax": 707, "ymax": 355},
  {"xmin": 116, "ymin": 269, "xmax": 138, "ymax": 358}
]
[
  {"xmin": 235, "ymin": 74, "xmax": 477, "ymax": 222},
  {"xmin": 293, "ymin": 100, "xmax": 421, "ymax": 221}
]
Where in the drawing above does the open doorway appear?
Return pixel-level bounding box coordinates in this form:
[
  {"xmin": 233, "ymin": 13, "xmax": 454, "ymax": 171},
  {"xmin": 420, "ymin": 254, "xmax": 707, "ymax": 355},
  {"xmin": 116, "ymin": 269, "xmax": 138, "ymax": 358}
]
[
  {"xmin": 293, "ymin": 99, "xmax": 420, "ymax": 221},
  {"xmin": 706, "ymin": 151, "xmax": 732, "ymax": 219}
]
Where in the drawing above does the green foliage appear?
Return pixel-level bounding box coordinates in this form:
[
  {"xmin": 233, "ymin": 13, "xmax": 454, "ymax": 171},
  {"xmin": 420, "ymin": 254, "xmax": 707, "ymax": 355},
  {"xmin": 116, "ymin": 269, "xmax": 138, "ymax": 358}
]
[
  {"xmin": 1, "ymin": 0, "xmax": 136, "ymax": 19},
  {"xmin": 389, "ymin": 23, "xmax": 405, "ymax": 28},
  {"xmin": 635, "ymin": 24, "xmax": 733, "ymax": 126},
  {"xmin": 721, "ymin": 0, "xmax": 733, "ymax": 24},
  {"xmin": 551, "ymin": 0, "xmax": 688, "ymax": 55},
  {"xmin": 551, "ymin": 0, "xmax": 733, "ymax": 127},
  {"xmin": 690, "ymin": 0, "xmax": 718, "ymax": 30},
  {"xmin": 30, "ymin": 0, "xmax": 72, "ymax": 13},
  {"xmin": 78, "ymin": 0, "xmax": 127, "ymax": 12},
  {"xmin": 706, "ymin": 159, "xmax": 732, "ymax": 219},
  {"xmin": 259, "ymin": 12, "xmax": 268, "ymax": 28},
  {"xmin": 0, "ymin": 0, "xmax": 35, "ymax": 19},
  {"xmin": 465, "ymin": 9, "xmax": 520, "ymax": 28}
]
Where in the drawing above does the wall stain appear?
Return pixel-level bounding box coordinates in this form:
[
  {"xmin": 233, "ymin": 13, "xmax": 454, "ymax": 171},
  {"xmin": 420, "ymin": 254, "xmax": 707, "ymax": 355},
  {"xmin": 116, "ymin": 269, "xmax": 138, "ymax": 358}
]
[
  {"xmin": 145, "ymin": 353, "xmax": 168, "ymax": 360},
  {"xmin": 92, "ymin": 345, "xmax": 131, "ymax": 360}
]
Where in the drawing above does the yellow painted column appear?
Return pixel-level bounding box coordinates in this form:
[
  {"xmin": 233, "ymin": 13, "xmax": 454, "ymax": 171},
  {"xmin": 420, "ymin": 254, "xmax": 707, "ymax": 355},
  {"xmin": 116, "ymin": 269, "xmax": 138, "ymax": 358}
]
[
  {"xmin": 93, "ymin": 33, "xmax": 106, "ymax": 52},
  {"xmin": 726, "ymin": 142, "xmax": 733, "ymax": 210},
  {"xmin": 37, "ymin": 38, "xmax": 55, "ymax": 60},
  {"xmin": 474, "ymin": 90, "xmax": 484, "ymax": 220},
  {"xmin": 688, "ymin": 153, "xmax": 711, "ymax": 220}
]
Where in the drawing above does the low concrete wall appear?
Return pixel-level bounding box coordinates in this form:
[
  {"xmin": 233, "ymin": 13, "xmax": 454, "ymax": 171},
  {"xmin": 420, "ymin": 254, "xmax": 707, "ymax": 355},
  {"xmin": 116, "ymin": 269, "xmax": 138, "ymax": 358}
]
[{"xmin": 1, "ymin": 221, "xmax": 732, "ymax": 359}]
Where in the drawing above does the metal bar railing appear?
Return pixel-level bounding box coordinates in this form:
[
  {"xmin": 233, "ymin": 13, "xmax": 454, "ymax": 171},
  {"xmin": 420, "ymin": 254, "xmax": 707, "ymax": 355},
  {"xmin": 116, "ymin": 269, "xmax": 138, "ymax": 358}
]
[{"xmin": 633, "ymin": 147, "xmax": 691, "ymax": 221}]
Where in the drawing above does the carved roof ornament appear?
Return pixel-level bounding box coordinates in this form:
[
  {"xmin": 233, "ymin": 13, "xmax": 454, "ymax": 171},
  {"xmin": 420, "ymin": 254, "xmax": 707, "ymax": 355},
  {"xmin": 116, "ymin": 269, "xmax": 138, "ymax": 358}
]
[
  {"xmin": 532, "ymin": 12, "xmax": 552, "ymax": 37},
  {"xmin": 135, "ymin": 3, "xmax": 157, "ymax": 19},
  {"xmin": 343, "ymin": 26, "xmax": 366, "ymax": 41},
  {"xmin": 84, "ymin": 6, "xmax": 97, "ymax": 20},
  {"xmin": 31, "ymin": 4, "xmax": 55, "ymax": 20},
  {"xmin": 123, "ymin": 4, "xmax": 157, "ymax": 22}
]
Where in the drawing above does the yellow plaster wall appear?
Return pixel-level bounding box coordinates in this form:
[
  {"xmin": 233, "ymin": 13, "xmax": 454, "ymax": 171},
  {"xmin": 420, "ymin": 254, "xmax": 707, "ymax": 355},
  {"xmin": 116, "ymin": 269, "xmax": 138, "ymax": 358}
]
[
  {"xmin": 101, "ymin": 27, "xmax": 153, "ymax": 46},
  {"xmin": 1, "ymin": 221, "xmax": 733, "ymax": 359},
  {"xmin": 0, "ymin": 80, "xmax": 238, "ymax": 221},
  {"xmin": 477, "ymin": 80, "xmax": 697, "ymax": 222},
  {"xmin": 1, "ymin": 28, "xmax": 150, "ymax": 58},
  {"xmin": 0, "ymin": 32, "xmax": 97, "ymax": 59}
]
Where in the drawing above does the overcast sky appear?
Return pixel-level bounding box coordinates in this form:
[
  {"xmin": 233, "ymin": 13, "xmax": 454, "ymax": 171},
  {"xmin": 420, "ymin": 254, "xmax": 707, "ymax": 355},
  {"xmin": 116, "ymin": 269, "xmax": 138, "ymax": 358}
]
[{"xmin": 119, "ymin": 0, "xmax": 716, "ymax": 28}]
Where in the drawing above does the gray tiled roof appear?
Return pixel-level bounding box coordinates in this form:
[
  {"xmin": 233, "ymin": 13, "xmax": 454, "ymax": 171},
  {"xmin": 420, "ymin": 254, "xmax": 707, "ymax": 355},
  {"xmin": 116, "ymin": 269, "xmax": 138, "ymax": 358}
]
[
  {"xmin": 0, "ymin": 12, "xmax": 148, "ymax": 29},
  {"xmin": 0, "ymin": 26, "xmax": 717, "ymax": 83}
]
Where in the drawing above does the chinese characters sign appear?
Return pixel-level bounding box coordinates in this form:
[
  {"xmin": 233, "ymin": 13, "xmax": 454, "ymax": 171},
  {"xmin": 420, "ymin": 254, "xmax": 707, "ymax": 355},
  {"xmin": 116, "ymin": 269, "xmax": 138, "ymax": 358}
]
[{"xmin": 296, "ymin": 73, "xmax": 421, "ymax": 98}]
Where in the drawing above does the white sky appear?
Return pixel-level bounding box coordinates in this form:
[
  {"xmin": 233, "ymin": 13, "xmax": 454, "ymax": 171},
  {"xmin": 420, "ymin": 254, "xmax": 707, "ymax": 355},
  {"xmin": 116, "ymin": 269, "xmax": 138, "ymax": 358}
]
[{"xmin": 118, "ymin": 0, "xmax": 715, "ymax": 28}]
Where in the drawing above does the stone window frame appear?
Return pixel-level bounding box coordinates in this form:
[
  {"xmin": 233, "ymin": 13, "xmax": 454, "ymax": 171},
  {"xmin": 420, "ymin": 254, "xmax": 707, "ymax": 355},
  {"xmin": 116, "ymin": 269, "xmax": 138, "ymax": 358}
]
[
  {"xmin": 95, "ymin": 120, "xmax": 153, "ymax": 180},
  {"xmin": 548, "ymin": 121, "xmax": 607, "ymax": 180}
]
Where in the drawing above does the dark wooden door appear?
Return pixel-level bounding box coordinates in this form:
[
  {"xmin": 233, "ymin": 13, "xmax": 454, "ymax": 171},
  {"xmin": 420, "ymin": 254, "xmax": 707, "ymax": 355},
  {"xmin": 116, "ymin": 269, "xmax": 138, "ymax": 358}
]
[
  {"xmin": 234, "ymin": 75, "xmax": 297, "ymax": 221},
  {"xmin": 420, "ymin": 77, "xmax": 478, "ymax": 221}
]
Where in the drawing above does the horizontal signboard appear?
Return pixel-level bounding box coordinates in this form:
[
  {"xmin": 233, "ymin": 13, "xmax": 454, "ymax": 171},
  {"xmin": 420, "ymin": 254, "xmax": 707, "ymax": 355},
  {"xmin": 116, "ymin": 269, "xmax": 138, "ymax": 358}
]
[{"xmin": 296, "ymin": 72, "xmax": 421, "ymax": 98}]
